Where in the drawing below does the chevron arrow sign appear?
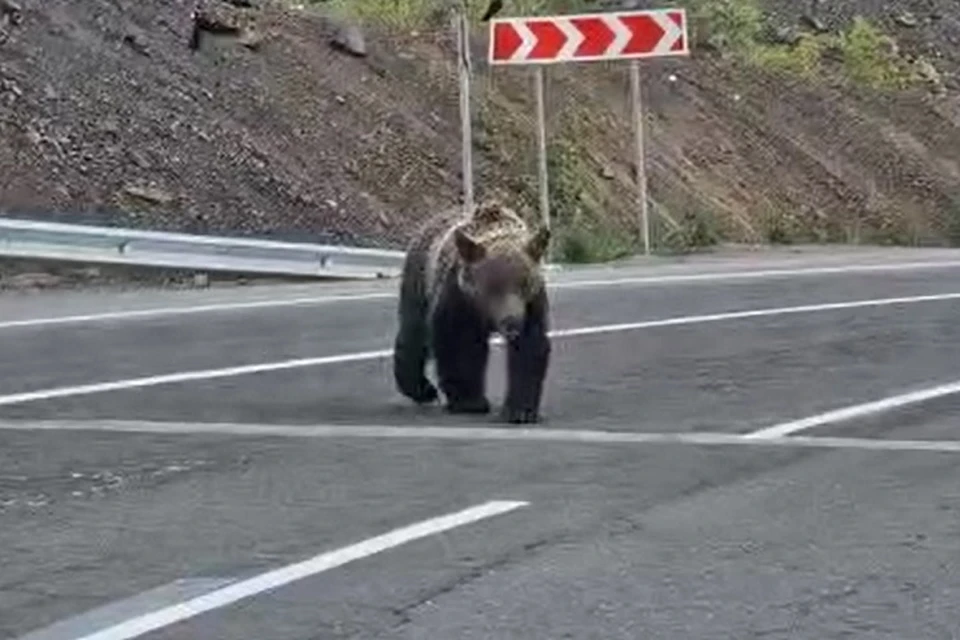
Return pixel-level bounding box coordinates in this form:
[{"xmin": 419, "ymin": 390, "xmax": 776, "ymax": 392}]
[{"xmin": 488, "ymin": 8, "xmax": 688, "ymax": 65}]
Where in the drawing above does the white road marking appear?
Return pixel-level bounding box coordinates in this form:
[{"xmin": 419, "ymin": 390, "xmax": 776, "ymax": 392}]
[
  {"xmin": 5, "ymin": 259, "xmax": 960, "ymax": 330},
  {"xmin": 16, "ymin": 578, "xmax": 236, "ymax": 640},
  {"xmin": 1, "ymin": 291, "xmax": 959, "ymax": 407},
  {"xmin": 3, "ymin": 419, "xmax": 960, "ymax": 454},
  {"xmin": 60, "ymin": 500, "xmax": 528, "ymax": 640},
  {"xmin": 0, "ymin": 291, "xmax": 395, "ymax": 330},
  {"xmin": 547, "ymin": 291, "xmax": 960, "ymax": 340},
  {"xmin": 745, "ymin": 379, "xmax": 960, "ymax": 439},
  {"xmin": 0, "ymin": 349, "xmax": 393, "ymax": 407},
  {"xmin": 552, "ymin": 259, "xmax": 960, "ymax": 290}
]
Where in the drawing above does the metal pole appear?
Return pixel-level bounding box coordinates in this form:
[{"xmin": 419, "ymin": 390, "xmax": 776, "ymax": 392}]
[
  {"xmin": 534, "ymin": 66, "xmax": 550, "ymax": 259},
  {"xmin": 629, "ymin": 59, "xmax": 650, "ymax": 255},
  {"xmin": 455, "ymin": 4, "xmax": 474, "ymax": 214}
]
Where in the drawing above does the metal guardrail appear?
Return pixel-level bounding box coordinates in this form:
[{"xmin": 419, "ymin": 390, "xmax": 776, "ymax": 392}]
[{"xmin": 0, "ymin": 217, "xmax": 406, "ymax": 280}]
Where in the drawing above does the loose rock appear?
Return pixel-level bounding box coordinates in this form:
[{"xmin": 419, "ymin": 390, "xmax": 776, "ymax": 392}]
[
  {"xmin": 194, "ymin": 5, "xmax": 243, "ymax": 35},
  {"xmin": 772, "ymin": 25, "xmax": 802, "ymax": 46},
  {"xmin": 895, "ymin": 11, "xmax": 919, "ymax": 28},
  {"xmin": 330, "ymin": 23, "xmax": 366, "ymax": 57},
  {"xmin": 238, "ymin": 28, "xmax": 264, "ymax": 50},
  {"xmin": 123, "ymin": 31, "xmax": 150, "ymax": 56},
  {"xmin": 800, "ymin": 14, "xmax": 828, "ymax": 34},
  {"xmin": 0, "ymin": 0, "xmax": 22, "ymax": 25},
  {"xmin": 124, "ymin": 185, "xmax": 176, "ymax": 205},
  {"xmin": 915, "ymin": 58, "xmax": 944, "ymax": 91}
]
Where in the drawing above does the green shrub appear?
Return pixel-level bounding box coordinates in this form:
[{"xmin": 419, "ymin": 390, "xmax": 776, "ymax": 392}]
[
  {"xmin": 316, "ymin": 0, "xmax": 597, "ymax": 28},
  {"xmin": 751, "ymin": 34, "xmax": 826, "ymax": 79},
  {"xmin": 554, "ymin": 222, "xmax": 636, "ymax": 263},
  {"xmin": 689, "ymin": 0, "xmax": 764, "ymax": 54},
  {"xmin": 837, "ymin": 17, "xmax": 915, "ymax": 90},
  {"xmin": 683, "ymin": 1, "xmax": 913, "ymax": 91},
  {"xmin": 317, "ymin": 0, "xmax": 438, "ymax": 28},
  {"xmin": 544, "ymin": 138, "xmax": 590, "ymax": 225}
]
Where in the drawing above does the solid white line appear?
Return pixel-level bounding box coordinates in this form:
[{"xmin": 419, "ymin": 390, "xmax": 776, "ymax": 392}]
[
  {"xmin": 67, "ymin": 500, "xmax": 528, "ymax": 640},
  {"xmin": 3, "ymin": 419, "xmax": 960, "ymax": 454},
  {"xmin": 547, "ymin": 291, "xmax": 960, "ymax": 340},
  {"xmin": 5, "ymin": 259, "xmax": 960, "ymax": 330},
  {"xmin": 550, "ymin": 259, "xmax": 960, "ymax": 290},
  {"xmin": 745, "ymin": 379, "xmax": 960, "ymax": 439},
  {"xmin": 0, "ymin": 292, "xmax": 396, "ymax": 330},
  {"xmin": 2, "ymin": 291, "xmax": 959, "ymax": 407},
  {"xmin": 0, "ymin": 349, "xmax": 393, "ymax": 407}
]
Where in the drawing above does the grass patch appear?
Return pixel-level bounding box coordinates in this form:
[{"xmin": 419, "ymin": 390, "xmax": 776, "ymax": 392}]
[
  {"xmin": 837, "ymin": 17, "xmax": 916, "ymax": 90},
  {"xmin": 546, "ymin": 139, "xmax": 634, "ymax": 263},
  {"xmin": 750, "ymin": 34, "xmax": 828, "ymax": 79},
  {"xmin": 688, "ymin": 0, "xmax": 763, "ymax": 53},
  {"xmin": 659, "ymin": 207, "xmax": 721, "ymax": 251},
  {"xmin": 315, "ymin": 0, "xmax": 439, "ymax": 29},
  {"xmin": 512, "ymin": 136, "xmax": 639, "ymax": 264},
  {"xmin": 316, "ymin": 0, "xmax": 598, "ymax": 29},
  {"xmin": 682, "ymin": 0, "xmax": 917, "ymax": 90},
  {"xmin": 554, "ymin": 222, "xmax": 635, "ymax": 263},
  {"xmin": 944, "ymin": 200, "xmax": 960, "ymax": 247}
]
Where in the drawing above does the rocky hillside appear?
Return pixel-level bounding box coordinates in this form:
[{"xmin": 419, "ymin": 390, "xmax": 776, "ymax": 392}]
[{"xmin": 0, "ymin": 0, "xmax": 958, "ymax": 272}]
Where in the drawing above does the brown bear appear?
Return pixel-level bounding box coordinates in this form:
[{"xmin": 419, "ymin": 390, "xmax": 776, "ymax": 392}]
[{"xmin": 393, "ymin": 198, "xmax": 552, "ymax": 424}]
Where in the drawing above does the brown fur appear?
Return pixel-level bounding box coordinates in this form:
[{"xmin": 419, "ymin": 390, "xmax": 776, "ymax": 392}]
[
  {"xmin": 422, "ymin": 199, "xmax": 547, "ymax": 320},
  {"xmin": 392, "ymin": 198, "xmax": 552, "ymax": 423}
]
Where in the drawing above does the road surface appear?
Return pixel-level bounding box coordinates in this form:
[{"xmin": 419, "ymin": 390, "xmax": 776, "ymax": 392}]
[{"xmin": 3, "ymin": 247, "xmax": 960, "ymax": 639}]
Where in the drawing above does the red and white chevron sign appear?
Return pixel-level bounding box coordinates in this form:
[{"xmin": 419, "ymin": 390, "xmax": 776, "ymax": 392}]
[{"xmin": 488, "ymin": 8, "xmax": 688, "ymax": 65}]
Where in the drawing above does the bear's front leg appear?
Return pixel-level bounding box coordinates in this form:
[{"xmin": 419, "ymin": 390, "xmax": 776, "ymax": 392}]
[
  {"xmin": 393, "ymin": 318, "xmax": 438, "ymax": 405},
  {"xmin": 501, "ymin": 294, "xmax": 551, "ymax": 424},
  {"xmin": 432, "ymin": 300, "xmax": 492, "ymax": 415},
  {"xmin": 393, "ymin": 271, "xmax": 438, "ymax": 405}
]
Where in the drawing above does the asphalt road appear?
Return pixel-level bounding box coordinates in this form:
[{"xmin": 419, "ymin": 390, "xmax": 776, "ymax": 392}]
[{"xmin": 3, "ymin": 247, "xmax": 960, "ymax": 639}]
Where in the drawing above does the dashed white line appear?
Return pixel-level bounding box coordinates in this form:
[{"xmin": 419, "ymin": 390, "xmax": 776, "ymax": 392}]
[
  {"xmin": 16, "ymin": 578, "xmax": 236, "ymax": 640},
  {"xmin": 2, "ymin": 291, "xmax": 959, "ymax": 407},
  {"xmin": 745, "ymin": 379, "xmax": 960, "ymax": 439},
  {"xmin": 57, "ymin": 500, "xmax": 528, "ymax": 640},
  {"xmin": 4, "ymin": 259, "xmax": 960, "ymax": 330}
]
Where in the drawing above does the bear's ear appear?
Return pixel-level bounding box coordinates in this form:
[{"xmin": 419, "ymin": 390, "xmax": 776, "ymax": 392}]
[
  {"xmin": 454, "ymin": 228, "xmax": 486, "ymax": 263},
  {"xmin": 525, "ymin": 226, "xmax": 551, "ymax": 262}
]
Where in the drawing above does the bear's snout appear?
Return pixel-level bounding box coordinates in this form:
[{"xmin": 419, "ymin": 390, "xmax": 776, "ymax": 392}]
[{"xmin": 499, "ymin": 316, "xmax": 523, "ymax": 340}]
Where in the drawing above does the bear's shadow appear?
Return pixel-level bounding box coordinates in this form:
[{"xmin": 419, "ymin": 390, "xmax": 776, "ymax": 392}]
[{"xmin": 313, "ymin": 395, "xmax": 544, "ymax": 427}]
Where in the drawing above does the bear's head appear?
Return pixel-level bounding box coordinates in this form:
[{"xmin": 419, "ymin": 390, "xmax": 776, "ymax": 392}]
[{"xmin": 453, "ymin": 223, "xmax": 550, "ymax": 340}]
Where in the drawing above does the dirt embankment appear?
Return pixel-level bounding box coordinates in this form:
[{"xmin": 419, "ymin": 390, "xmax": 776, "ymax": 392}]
[{"xmin": 0, "ymin": 0, "xmax": 959, "ymax": 290}]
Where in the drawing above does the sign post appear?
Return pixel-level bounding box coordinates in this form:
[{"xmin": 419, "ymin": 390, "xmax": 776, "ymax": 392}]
[
  {"xmin": 455, "ymin": 2, "xmax": 474, "ymax": 214},
  {"xmin": 534, "ymin": 67, "xmax": 549, "ymax": 238},
  {"xmin": 629, "ymin": 60, "xmax": 650, "ymax": 255},
  {"xmin": 487, "ymin": 8, "xmax": 689, "ymax": 255}
]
